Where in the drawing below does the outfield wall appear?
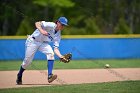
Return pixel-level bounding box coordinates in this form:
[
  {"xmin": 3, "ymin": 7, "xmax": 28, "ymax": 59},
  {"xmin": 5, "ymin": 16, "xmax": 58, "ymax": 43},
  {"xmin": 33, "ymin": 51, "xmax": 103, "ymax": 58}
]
[{"xmin": 0, "ymin": 35, "xmax": 140, "ymax": 60}]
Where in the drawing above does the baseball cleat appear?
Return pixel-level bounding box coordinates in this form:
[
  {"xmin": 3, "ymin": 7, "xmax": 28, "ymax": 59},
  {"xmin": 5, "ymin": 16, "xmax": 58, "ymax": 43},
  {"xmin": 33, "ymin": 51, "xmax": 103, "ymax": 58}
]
[
  {"xmin": 16, "ymin": 75, "xmax": 22, "ymax": 85},
  {"xmin": 48, "ymin": 74, "xmax": 57, "ymax": 83}
]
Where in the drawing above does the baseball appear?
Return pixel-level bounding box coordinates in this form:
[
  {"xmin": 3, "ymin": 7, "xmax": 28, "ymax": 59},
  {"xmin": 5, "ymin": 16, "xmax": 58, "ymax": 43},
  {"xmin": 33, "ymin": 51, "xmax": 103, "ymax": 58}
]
[{"xmin": 105, "ymin": 64, "xmax": 110, "ymax": 68}]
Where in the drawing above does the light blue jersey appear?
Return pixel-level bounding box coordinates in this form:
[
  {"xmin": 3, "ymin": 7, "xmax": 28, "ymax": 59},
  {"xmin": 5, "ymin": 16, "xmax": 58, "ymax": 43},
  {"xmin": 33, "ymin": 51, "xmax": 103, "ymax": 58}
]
[
  {"xmin": 22, "ymin": 21, "xmax": 61, "ymax": 69},
  {"xmin": 31, "ymin": 21, "xmax": 61, "ymax": 48}
]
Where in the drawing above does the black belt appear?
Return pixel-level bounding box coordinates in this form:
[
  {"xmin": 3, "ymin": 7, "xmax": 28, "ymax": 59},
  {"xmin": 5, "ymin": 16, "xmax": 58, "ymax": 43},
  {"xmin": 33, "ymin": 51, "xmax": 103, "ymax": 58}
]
[
  {"xmin": 32, "ymin": 37, "xmax": 48, "ymax": 43},
  {"xmin": 32, "ymin": 37, "xmax": 35, "ymax": 39}
]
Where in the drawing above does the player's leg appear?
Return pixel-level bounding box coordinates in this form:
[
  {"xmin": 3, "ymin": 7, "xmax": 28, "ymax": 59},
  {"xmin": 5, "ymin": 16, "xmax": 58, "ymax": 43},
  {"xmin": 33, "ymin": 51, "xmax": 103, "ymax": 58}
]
[
  {"xmin": 39, "ymin": 43, "xmax": 57, "ymax": 83},
  {"xmin": 16, "ymin": 37, "xmax": 39, "ymax": 84}
]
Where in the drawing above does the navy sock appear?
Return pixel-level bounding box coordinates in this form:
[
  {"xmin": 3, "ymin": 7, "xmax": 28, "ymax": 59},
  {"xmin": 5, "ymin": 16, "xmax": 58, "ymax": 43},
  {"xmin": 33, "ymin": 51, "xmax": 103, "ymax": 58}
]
[
  {"xmin": 47, "ymin": 60, "xmax": 54, "ymax": 76},
  {"xmin": 17, "ymin": 66, "xmax": 25, "ymax": 78}
]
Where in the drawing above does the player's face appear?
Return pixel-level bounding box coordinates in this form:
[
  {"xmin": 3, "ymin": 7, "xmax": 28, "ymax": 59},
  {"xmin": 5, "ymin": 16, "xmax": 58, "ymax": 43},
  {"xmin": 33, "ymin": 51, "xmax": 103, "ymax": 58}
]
[{"xmin": 57, "ymin": 21, "xmax": 65, "ymax": 30}]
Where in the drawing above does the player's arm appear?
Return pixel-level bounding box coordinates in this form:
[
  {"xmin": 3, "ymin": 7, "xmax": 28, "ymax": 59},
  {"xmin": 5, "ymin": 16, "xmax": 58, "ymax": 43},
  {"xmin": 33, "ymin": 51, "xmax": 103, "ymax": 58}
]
[
  {"xmin": 54, "ymin": 47, "xmax": 63, "ymax": 58},
  {"xmin": 35, "ymin": 21, "xmax": 48, "ymax": 35},
  {"xmin": 54, "ymin": 47, "xmax": 72, "ymax": 63}
]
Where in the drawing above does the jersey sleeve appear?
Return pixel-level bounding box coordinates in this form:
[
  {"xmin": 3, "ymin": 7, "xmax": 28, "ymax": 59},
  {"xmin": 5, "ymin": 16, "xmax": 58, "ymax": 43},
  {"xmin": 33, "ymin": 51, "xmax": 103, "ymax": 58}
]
[
  {"xmin": 41, "ymin": 21, "xmax": 56, "ymax": 28},
  {"xmin": 41, "ymin": 21, "xmax": 47, "ymax": 27}
]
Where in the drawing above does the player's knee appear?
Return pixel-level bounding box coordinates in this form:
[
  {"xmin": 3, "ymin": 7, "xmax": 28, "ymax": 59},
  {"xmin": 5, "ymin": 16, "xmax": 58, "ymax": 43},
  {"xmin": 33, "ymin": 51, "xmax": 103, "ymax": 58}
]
[
  {"xmin": 21, "ymin": 58, "xmax": 32, "ymax": 69},
  {"xmin": 47, "ymin": 53, "xmax": 55, "ymax": 60},
  {"xmin": 22, "ymin": 61, "xmax": 30, "ymax": 69}
]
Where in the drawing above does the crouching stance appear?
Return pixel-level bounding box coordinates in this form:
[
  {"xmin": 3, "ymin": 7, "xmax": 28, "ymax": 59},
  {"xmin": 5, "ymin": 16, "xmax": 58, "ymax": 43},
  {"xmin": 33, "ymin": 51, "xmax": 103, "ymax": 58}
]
[{"xmin": 16, "ymin": 17, "xmax": 68, "ymax": 84}]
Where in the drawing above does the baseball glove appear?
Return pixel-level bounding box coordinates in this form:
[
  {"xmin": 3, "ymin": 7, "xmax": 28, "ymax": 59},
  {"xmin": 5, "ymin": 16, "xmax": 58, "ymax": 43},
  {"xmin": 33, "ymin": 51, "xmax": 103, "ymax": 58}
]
[{"xmin": 60, "ymin": 53, "xmax": 72, "ymax": 63}]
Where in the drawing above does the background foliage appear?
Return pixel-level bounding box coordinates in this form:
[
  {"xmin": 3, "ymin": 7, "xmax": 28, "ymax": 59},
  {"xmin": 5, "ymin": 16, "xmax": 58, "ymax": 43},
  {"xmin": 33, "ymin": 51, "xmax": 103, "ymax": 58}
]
[{"xmin": 0, "ymin": 0, "xmax": 140, "ymax": 35}]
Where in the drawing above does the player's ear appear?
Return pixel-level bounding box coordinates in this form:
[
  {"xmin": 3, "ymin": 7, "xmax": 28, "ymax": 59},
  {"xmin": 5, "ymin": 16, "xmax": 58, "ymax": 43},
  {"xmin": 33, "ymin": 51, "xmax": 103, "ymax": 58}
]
[{"xmin": 55, "ymin": 21, "xmax": 58, "ymax": 24}]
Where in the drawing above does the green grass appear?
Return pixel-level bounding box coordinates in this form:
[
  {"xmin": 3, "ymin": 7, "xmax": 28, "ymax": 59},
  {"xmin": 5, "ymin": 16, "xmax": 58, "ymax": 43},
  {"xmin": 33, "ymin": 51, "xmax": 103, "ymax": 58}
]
[
  {"xmin": 0, "ymin": 60, "xmax": 139, "ymax": 92},
  {"xmin": 0, "ymin": 81, "xmax": 140, "ymax": 93},
  {"xmin": 0, "ymin": 59, "xmax": 140, "ymax": 71}
]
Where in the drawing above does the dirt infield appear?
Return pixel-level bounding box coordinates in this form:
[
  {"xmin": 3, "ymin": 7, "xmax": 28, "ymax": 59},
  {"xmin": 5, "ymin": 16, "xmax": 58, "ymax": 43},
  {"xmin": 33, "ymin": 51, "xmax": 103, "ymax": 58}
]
[{"xmin": 0, "ymin": 68, "xmax": 140, "ymax": 89}]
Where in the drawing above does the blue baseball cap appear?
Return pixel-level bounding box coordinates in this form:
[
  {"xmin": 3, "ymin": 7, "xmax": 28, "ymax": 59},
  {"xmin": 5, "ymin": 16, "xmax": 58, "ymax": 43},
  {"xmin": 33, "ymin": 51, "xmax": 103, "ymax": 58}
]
[{"xmin": 58, "ymin": 17, "xmax": 68, "ymax": 26}]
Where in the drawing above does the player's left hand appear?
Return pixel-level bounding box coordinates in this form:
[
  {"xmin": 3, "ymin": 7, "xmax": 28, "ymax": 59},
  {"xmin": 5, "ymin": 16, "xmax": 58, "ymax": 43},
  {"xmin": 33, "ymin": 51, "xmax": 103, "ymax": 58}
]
[{"xmin": 60, "ymin": 53, "xmax": 72, "ymax": 63}]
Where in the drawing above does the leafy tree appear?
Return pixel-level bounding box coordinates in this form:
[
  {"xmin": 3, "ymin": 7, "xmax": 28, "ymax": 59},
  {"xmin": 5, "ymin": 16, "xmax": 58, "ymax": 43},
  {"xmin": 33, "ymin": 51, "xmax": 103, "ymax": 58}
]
[
  {"xmin": 0, "ymin": 0, "xmax": 140, "ymax": 35},
  {"xmin": 16, "ymin": 18, "xmax": 34, "ymax": 35},
  {"xmin": 114, "ymin": 18, "xmax": 132, "ymax": 34},
  {"xmin": 84, "ymin": 17, "xmax": 100, "ymax": 34}
]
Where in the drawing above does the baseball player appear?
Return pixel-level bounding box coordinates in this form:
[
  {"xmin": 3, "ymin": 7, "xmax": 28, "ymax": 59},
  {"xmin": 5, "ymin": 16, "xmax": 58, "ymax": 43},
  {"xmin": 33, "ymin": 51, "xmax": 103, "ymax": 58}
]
[{"xmin": 16, "ymin": 17, "xmax": 68, "ymax": 84}]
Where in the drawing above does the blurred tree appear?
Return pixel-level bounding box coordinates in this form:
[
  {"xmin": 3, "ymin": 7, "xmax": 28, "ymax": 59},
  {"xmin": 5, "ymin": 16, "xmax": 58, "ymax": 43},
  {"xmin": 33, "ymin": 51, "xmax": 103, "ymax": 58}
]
[
  {"xmin": 0, "ymin": 0, "xmax": 36, "ymax": 35},
  {"xmin": 0, "ymin": 0, "xmax": 140, "ymax": 35},
  {"xmin": 16, "ymin": 18, "xmax": 33, "ymax": 35},
  {"xmin": 114, "ymin": 18, "xmax": 132, "ymax": 34},
  {"xmin": 33, "ymin": 0, "xmax": 75, "ymax": 20},
  {"xmin": 84, "ymin": 17, "xmax": 100, "ymax": 34}
]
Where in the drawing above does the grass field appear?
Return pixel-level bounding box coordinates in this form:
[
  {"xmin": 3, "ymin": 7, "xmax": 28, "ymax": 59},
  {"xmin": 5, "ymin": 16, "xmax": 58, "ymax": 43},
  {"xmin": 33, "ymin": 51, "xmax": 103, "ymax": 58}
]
[
  {"xmin": 0, "ymin": 81, "xmax": 139, "ymax": 93},
  {"xmin": 0, "ymin": 59, "xmax": 140, "ymax": 70},
  {"xmin": 0, "ymin": 59, "xmax": 140, "ymax": 93}
]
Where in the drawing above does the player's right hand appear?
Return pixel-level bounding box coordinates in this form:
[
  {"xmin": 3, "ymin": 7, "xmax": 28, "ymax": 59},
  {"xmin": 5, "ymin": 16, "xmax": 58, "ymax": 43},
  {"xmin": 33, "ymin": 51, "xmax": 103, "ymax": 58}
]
[
  {"xmin": 35, "ymin": 21, "xmax": 48, "ymax": 36},
  {"xmin": 41, "ymin": 30, "xmax": 48, "ymax": 36}
]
